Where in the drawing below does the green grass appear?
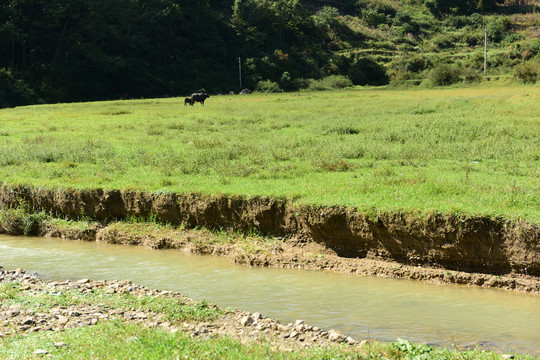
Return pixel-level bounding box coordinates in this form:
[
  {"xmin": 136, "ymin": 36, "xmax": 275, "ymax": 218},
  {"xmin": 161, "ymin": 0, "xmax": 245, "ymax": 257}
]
[
  {"xmin": 0, "ymin": 85, "xmax": 538, "ymax": 222},
  {"xmin": 0, "ymin": 282, "xmax": 221, "ymax": 322},
  {"xmin": 0, "ymin": 320, "xmax": 535, "ymax": 360}
]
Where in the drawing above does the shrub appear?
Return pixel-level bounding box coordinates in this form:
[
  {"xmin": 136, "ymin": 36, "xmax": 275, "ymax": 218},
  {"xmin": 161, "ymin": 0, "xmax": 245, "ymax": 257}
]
[
  {"xmin": 487, "ymin": 16, "xmax": 511, "ymax": 43},
  {"xmin": 0, "ymin": 69, "xmax": 40, "ymax": 108},
  {"xmin": 348, "ymin": 57, "xmax": 389, "ymax": 86},
  {"xmin": 360, "ymin": 8, "xmax": 388, "ymax": 27},
  {"xmin": 431, "ymin": 33, "xmax": 458, "ymax": 50},
  {"xmin": 418, "ymin": 78, "xmax": 435, "ymax": 88},
  {"xmin": 255, "ymin": 80, "xmax": 282, "ymax": 93},
  {"xmin": 428, "ymin": 64, "xmax": 462, "ymax": 86},
  {"xmin": 462, "ymin": 29, "xmax": 483, "ymax": 47},
  {"xmin": 0, "ymin": 205, "xmax": 48, "ymax": 236},
  {"xmin": 461, "ymin": 68, "xmax": 482, "ymax": 83},
  {"xmin": 513, "ymin": 62, "xmax": 539, "ymax": 84},
  {"xmin": 391, "ymin": 55, "xmax": 431, "ymax": 73},
  {"xmin": 357, "ymin": 0, "xmax": 398, "ymax": 17},
  {"xmin": 391, "ymin": 70, "xmax": 417, "ymax": 82},
  {"xmin": 307, "ymin": 75, "xmax": 353, "ymax": 91}
]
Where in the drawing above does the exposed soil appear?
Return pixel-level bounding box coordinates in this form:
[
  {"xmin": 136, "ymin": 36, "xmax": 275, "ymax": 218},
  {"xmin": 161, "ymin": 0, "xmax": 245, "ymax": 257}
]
[
  {"xmin": 43, "ymin": 222, "xmax": 540, "ymax": 294},
  {"xmin": 0, "ymin": 184, "xmax": 539, "ymax": 293}
]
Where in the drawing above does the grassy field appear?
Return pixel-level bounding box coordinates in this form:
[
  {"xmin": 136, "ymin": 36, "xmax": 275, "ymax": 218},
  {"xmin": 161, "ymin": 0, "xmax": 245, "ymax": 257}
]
[{"xmin": 0, "ymin": 84, "xmax": 538, "ymax": 222}]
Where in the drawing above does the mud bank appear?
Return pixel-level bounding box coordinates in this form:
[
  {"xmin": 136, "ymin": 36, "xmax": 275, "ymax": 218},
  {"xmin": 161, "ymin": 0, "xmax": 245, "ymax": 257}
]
[
  {"xmin": 39, "ymin": 222, "xmax": 540, "ymax": 294},
  {"xmin": 0, "ymin": 185, "xmax": 538, "ymax": 282}
]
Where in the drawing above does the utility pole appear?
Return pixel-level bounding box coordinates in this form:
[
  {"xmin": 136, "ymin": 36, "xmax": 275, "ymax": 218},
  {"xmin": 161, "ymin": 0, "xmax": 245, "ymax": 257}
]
[
  {"xmin": 484, "ymin": 25, "xmax": 487, "ymax": 75},
  {"xmin": 238, "ymin": 57, "xmax": 242, "ymax": 90}
]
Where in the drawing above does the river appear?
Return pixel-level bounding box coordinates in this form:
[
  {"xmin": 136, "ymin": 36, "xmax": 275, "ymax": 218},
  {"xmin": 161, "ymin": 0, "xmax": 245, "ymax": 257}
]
[{"xmin": 0, "ymin": 235, "xmax": 538, "ymax": 355}]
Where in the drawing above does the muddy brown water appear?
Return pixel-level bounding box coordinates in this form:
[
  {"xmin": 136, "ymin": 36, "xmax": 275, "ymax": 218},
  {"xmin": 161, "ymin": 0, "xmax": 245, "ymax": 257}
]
[{"xmin": 1, "ymin": 235, "xmax": 539, "ymax": 355}]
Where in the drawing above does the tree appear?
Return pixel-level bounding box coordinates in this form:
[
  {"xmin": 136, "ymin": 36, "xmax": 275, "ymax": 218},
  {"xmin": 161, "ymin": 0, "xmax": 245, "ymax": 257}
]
[{"xmin": 424, "ymin": 0, "xmax": 476, "ymax": 16}]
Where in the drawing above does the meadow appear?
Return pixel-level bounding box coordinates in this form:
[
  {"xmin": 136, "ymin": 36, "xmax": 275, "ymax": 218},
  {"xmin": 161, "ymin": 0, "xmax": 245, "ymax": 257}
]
[{"xmin": 0, "ymin": 84, "xmax": 538, "ymax": 223}]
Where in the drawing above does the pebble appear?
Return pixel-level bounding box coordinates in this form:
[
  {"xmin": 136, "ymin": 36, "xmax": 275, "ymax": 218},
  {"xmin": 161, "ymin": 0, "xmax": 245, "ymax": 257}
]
[
  {"xmin": 240, "ymin": 315, "xmax": 254, "ymax": 326},
  {"xmin": 359, "ymin": 339, "xmax": 369, "ymax": 347},
  {"xmin": 328, "ymin": 329, "xmax": 345, "ymax": 342},
  {"xmin": 1, "ymin": 267, "xmax": 365, "ymax": 352}
]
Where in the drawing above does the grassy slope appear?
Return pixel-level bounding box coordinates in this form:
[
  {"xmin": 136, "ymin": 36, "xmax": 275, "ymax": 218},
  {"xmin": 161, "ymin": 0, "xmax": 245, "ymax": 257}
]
[{"xmin": 0, "ymin": 83, "xmax": 538, "ymax": 222}]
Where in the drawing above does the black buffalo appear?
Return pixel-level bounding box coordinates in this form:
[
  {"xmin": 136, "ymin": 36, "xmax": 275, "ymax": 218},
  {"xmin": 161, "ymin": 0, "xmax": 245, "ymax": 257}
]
[
  {"xmin": 191, "ymin": 92, "xmax": 210, "ymax": 105},
  {"xmin": 184, "ymin": 97, "xmax": 194, "ymax": 106}
]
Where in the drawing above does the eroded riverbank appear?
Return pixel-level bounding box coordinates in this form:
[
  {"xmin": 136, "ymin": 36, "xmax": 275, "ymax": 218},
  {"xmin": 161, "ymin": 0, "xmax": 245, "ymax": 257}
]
[
  {"xmin": 0, "ymin": 185, "xmax": 539, "ymax": 293},
  {"xmin": 0, "ymin": 186, "xmax": 540, "ymax": 282}
]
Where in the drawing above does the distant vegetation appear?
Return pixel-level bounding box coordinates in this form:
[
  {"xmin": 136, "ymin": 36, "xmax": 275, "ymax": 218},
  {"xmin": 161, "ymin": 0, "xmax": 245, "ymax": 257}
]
[{"xmin": 1, "ymin": 0, "xmax": 539, "ymax": 107}]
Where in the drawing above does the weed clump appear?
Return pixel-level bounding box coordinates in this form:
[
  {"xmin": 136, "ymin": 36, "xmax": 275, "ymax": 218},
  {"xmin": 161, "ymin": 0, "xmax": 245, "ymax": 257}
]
[
  {"xmin": 0, "ymin": 204, "xmax": 48, "ymax": 236},
  {"xmin": 513, "ymin": 62, "xmax": 539, "ymax": 84}
]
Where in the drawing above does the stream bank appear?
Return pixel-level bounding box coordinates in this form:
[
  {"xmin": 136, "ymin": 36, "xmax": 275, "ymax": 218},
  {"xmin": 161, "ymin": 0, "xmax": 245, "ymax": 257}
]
[
  {"xmin": 0, "ymin": 185, "xmax": 538, "ymax": 293},
  {"xmin": 0, "ymin": 267, "xmax": 359, "ymax": 352}
]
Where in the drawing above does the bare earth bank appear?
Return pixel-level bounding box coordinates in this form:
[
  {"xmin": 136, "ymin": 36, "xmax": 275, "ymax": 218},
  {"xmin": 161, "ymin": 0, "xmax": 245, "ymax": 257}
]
[{"xmin": 0, "ymin": 185, "xmax": 538, "ymax": 293}]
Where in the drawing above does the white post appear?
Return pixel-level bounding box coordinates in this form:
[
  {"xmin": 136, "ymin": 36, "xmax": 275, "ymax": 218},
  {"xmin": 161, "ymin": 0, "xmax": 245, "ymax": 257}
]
[{"xmin": 238, "ymin": 57, "xmax": 242, "ymax": 89}]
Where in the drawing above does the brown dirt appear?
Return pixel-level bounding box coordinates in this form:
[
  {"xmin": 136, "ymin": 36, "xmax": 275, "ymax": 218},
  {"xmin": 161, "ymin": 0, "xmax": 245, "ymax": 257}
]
[
  {"xmin": 40, "ymin": 220, "xmax": 540, "ymax": 294},
  {"xmin": 1, "ymin": 184, "xmax": 539, "ymax": 293}
]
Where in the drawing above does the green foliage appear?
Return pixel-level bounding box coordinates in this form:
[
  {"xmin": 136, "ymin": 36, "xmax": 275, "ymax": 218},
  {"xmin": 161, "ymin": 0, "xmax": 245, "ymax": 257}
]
[
  {"xmin": 391, "ymin": 338, "xmax": 434, "ymax": 360},
  {"xmin": 306, "ymin": 75, "xmax": 353, "ymax": 90},
  {"xmin": 462, "ymin": 67, "xmax": 482, "ymax": 83},
  {"xmin": 360, "ymin": 7, "xmax": 389, "ymax": 27},
  {"xmin": 391, "ymin": 55, "xmax": 431, "ymax": 73},
  {"xmin": 0, "ymin": 0, "xmax": 537, "ymax": 103},
  {"xmin": 425, "ymin": 0, "xmax": 498, "ymax": 14},
  {"xmin": 0, "ymin": 0, "xmax": 238, "ymax": 101},
  {"xmin": 487, "ymin": 15, "xmax": 511, "ymax": 42},
  {"xmin": 477, "ymin": 0, "xmax": 498, "ymax": 12},
  {"xmin": 348, "ymin": 57, "xmax": 389, "ymax": 85},
  {"xmin": 0, "ymin": 69, "xmax": 40, "ymax": 108},
  {"xmin": 357, "ymin": 0, "xmax": 398, "ymax": 17},
  {"xmin": 313, "ymin": 6, "xmax": 340, "ymax": 27},
  {"xmin": 255, "ymin": 80, "xmax": 282, "ymax": 93},
  {"xmin": 431, "ymin": 33, "xmax": 459, "ymax": 50},
  {"xmin": 278, "ymin": 71, "xmax": 306, "ymax": 92},
  {"xmin": 0, "ymin": 203, "xmax": 48, "ymax": 236},
  {"xmin": 513, "ymin": 61, "xmax": 539, "ymax": 83},
  {"xmin": 0, "ymin": 282, "xmax": 21, "ymax": 300},
  {"xmin": 428, "ymin": 64, "xmax": 462, "ymax": 85}
]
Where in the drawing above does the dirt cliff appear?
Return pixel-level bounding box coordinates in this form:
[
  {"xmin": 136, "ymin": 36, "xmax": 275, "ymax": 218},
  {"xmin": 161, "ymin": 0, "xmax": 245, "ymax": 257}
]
[{"xmin": 0, "ymin": 184, "xmax": 538, "ymax": 277}]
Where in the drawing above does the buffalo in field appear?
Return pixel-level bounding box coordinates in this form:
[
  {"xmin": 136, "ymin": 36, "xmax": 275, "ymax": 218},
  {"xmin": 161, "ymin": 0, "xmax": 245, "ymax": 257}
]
[
  {"xmin": 191, "ymin": 92, "xmax": 210, "ymax": 105},
  {"xmin": 184, "ymin": 97, "xmax": 194, "ymax": 106}
]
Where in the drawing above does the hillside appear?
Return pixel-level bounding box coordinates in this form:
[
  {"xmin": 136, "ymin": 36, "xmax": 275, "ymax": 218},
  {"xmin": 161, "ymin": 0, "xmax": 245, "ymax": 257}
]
[{"xmin": 0, "ymin": 0, "xmax": 539, "ymax": 106}]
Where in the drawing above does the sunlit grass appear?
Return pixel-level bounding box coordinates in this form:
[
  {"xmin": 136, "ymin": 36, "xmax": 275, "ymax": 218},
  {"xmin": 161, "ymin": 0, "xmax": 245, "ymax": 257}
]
[
  {"xmin": 0, "ymin": 320, "xmax": 534, "ymax": 360},
  {"xmin": 0, "ymin": 84, "xmax": 538, "ymax": 222}
]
